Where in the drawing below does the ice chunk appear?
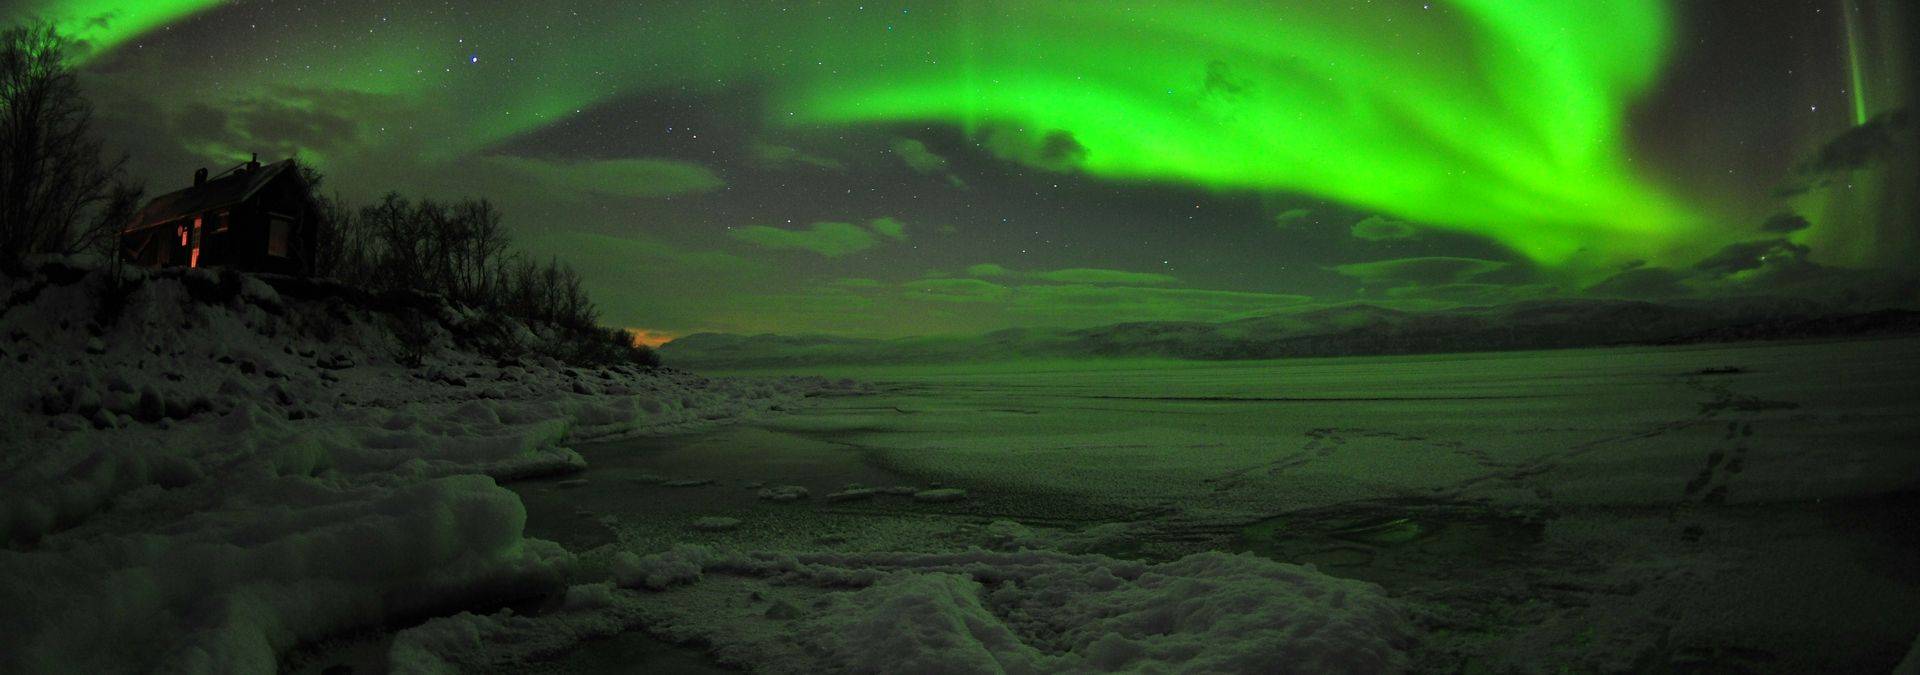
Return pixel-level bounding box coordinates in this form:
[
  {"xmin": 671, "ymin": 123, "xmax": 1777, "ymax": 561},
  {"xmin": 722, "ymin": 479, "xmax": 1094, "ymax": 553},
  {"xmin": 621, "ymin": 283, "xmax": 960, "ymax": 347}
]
[
  {"xmin": 826, "ymin": 487, "xmax": 879, "ymax": 502},
  {"xmin": 913, "ymin": 488, "xmax": 968, "ymax": 503},
  {"xmin": 613, "ymin": 544, "xmax": 718, "ymax": 590},
  {"xmin": 756, "ymin": 485, "xmax": 811, "ymax": 502},
  {"xmin": 802, "ymin": 573, "xmax": 1043, "ymax": 673},
  {"xmin": 690, "ymin": 516, "xmax": 743, "ymax": 532}
]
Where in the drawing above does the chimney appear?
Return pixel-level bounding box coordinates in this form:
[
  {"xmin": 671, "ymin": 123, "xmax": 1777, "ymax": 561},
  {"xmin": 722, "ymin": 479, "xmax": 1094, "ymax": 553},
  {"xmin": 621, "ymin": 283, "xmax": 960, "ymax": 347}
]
[
  {"xmin": 193, "ymin": 168, "xmax": 208, "ymax": 186},
  {"xmin": 246, "ymin": 153, "xmax": 261, "ymax": 173}
]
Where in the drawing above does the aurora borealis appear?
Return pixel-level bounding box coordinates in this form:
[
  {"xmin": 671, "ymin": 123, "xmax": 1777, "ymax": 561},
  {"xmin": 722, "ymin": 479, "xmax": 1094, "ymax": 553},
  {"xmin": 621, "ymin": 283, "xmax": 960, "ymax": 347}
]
[{"xmin": 6, "ymin": 0, "xmax": 1915, "ymax": 338}]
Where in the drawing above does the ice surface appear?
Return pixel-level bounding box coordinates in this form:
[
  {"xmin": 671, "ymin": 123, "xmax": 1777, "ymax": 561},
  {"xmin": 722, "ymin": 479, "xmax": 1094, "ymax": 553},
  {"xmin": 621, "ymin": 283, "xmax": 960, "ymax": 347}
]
[
  {"xmin": 498, "ymin": 338, "xmax": 1920, "ymax": 672},
  {"xmin": 396, "ymin": 545, "xmax": 1409, "ymax": 674},
  {"xmin": 786, "ymin": 550, "xmax": 1410, "ymax": 673}
]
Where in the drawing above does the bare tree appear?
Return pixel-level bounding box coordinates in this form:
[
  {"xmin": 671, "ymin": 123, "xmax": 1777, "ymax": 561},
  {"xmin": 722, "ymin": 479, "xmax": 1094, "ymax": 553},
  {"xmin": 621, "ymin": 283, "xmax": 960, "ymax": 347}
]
[
  {"xmin": 455, "ymin": 198, "xmax": 508, "ymax": 304},
  {"xmin": 0, "ymin": 23, "xmax": 142, "ymax": 262}
]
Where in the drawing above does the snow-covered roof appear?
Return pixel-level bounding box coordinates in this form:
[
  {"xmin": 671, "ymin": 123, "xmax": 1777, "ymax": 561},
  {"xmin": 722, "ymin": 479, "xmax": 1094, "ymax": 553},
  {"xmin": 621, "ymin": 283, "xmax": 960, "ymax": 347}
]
[{"xmin": 125, "ymin": 159, "xmax": 304, "ymax": 232}]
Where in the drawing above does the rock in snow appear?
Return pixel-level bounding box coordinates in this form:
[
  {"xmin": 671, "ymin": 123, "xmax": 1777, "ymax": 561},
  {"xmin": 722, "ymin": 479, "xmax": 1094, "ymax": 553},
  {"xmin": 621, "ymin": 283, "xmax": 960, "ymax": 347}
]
[
  {"xmin": 756, "ymin": 484, "xmax": 811, "ymax": 502},
  {"xmin": 690, "ymin": 516, "xmax": 743, "ymax": 532},
  {"xmin": 912, "ymin": 487, "xmax": 968, "ymax": 503}
]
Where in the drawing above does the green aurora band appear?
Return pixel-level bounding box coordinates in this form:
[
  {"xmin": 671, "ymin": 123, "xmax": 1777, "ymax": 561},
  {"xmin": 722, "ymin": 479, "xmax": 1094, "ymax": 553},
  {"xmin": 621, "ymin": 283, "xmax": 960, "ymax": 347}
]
[
  {"xmin": 33, "ymin": 1, "xmax": 1730, "ymax": 271},
  {"xmin": 7, "ymin": 0, "xmax": 224, "ymax": 53},
  {"xmin": 786, "ymin": 1, "xmax": 1701, "ymax": 268},
  {"xmin": 1843, "ymin": 0, "xmax": 1870, "ymax": 126}
]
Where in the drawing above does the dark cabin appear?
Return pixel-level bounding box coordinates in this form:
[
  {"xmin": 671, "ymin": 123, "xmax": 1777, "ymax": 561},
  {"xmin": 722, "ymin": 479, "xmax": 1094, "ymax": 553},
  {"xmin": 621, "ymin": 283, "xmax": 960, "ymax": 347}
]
[{"xmin": 120, "ymin": 156, "xmax": 320, "ymax": 275}]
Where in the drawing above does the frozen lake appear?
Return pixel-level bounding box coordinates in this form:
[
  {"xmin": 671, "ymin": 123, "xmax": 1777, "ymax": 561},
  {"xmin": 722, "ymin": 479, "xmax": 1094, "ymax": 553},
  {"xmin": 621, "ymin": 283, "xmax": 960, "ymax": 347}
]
[{"xmin": 514, "ymin": 337, "xmax": 1920, "ymax": 671}]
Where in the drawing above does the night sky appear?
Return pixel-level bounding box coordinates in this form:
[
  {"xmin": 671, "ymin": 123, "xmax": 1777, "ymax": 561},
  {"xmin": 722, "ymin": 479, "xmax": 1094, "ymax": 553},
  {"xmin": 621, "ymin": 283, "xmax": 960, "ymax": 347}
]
[{"xmin": 9, "ymin": 1, "xmax": 1915, "ymax": 340}]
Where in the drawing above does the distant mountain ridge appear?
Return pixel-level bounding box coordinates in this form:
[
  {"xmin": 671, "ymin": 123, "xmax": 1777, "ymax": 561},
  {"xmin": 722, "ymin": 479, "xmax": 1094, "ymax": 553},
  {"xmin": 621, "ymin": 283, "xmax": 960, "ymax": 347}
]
[{"xmin": 661, "ymin": 298, "xmax": 1920, "ymax": 369}]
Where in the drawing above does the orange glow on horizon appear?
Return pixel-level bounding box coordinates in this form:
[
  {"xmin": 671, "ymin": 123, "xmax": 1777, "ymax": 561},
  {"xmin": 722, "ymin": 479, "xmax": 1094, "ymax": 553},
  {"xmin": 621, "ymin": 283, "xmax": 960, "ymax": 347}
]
[{"xmin": 626, "ymin": 328, "xmax": 677, "ymax": 348}]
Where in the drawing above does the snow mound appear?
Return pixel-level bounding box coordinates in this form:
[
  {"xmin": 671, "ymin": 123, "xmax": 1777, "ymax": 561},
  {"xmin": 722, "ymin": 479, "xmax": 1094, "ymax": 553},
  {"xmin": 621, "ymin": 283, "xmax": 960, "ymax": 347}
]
[
  {"xmin": 613, "ymin": 544, "xmax": 720, "ymax": 590},
  {"xmin": 413, "ymin": 545, "xmax": 1411, "ymax": 674},
  {"xmin": 0, "ymin": 475, "xmax": 570, "ymax": 673},
  {"xmin": 913, "ymin": 487, "xmax": 968, "ymax": 503},
  {"xmin": 757, "ymin": 484, "xmax": 811, "ymax": 502},
  {"xmin": 762, "ymin": 549, "xmax": 1411, "ymax": 673},
  {"xmin": 809, "ymin": 572, "xmax": 1039, "ymax": 673}
]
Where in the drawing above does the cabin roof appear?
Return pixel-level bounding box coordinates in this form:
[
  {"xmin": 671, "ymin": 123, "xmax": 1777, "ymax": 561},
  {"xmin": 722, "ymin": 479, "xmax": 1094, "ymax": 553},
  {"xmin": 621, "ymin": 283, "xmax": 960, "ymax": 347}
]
[{"xmin": 127, "ymin": 159, "xmax": 304, "ymax": 231}]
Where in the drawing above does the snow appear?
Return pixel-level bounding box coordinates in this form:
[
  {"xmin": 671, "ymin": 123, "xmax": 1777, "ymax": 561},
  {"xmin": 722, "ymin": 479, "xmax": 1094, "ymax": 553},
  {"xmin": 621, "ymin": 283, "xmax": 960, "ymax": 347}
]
[
  {"xmin": 690, "ymin": 516, "xmax": 743, "ymax": 531},
  {"xmin": 756, "ymin": 484, "xmax": 811, "ymax": 501},
  {"xmin": 913, "ymin": 487, "xmax": 968, "ymax": 503},
  {"xmin": 808, "ymin": 572, "xmax": 1039, "ymax": 673},
  {"xmin": 0, "ymin": 474, "xmax": 571, "ymax": 673},
  {"xmin": 762, "ymin": 548, "xmax": 1410, "ymax": 672},
  {"xmin": 17, "ymin": 257, "xmax": 1906, "ymax": 671},
  {"xmin": 396, "ymin": 545, "xmax": 1411, "ymax": 673},
  {"xmin": 0, "ymin": 259, "xmax": 850, "ymax": 672},
  {"xmin": 613, "ymin": 544, "xmax": 719, "ymax": 590}
]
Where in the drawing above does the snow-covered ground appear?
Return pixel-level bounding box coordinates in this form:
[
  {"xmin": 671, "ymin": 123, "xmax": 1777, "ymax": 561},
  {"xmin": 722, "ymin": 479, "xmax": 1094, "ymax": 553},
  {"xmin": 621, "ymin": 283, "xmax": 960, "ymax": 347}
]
[
  {"xmin": 0, "ymin": 260, "xmax": 852, "ymax": 672},
  {"xmin": 487, "ymin": 338, "xmax": 1920, "ymax": 673},
  {"xmin": 8, "ymin": 259, "xmax": 1917, "ymax": 672}
]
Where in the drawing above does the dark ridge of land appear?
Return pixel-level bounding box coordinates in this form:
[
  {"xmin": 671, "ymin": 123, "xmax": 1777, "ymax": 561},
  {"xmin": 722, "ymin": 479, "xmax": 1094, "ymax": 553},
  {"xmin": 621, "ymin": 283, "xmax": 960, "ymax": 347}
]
[{"xmin": 662, "ymin": 298, "xmax": 1920, "ymax": 369}]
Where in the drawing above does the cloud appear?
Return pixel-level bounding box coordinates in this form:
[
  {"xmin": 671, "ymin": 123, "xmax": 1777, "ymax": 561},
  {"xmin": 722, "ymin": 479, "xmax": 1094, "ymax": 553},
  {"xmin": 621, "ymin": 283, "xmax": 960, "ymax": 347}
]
[
  {"xmin": 481, "ymin": 156, "xmax": 724, "ymax": 199},
  {"xmin": 1006, "ymin": 284, "xmax": 1309, "ymax": 324},
  {"xmin": 903, "ymin": 278, "xmax": 1012, "ymax": 303},
  {"xmin": 958, "ymin": 264, "xmax": 1178, "ymax": 285},
  {"xmin": 888, "ymin": 138, "xmax": 968, "ymax": 187},
  {"xmin": 1384, "ymin": 282, "xmax": 1557, "ymax": 305},
  {"xmin": 868, "ymin": 216, "xmax": 908, "ymax": 241},
  {"xmin": 1799, "ymin": 109, "xmax": 1913, "ymax": 174},
  {"xmin": 890, "ymin": 138, "xmax": 950, "ymax": 174},
  {"xmin": 1777, "ymin": 109, "xmax": 1914, "ymax": 197},
  {"xmin": 1034, "ymin": 268, "xmax": 1179, "ymax": 285},
  {"xmin": 1692, "ymin": 239, "xmax": 1813, "ymax": 277},
  {"xmin": 1349, "ymin": 215, "xmax": 1419, "ymax": 242},
  {"xmin": 730, "ymin": 221, "xmax": 880, "ymax": 257},
  {"xmin": 130, "ymin": 86, "xmax": 397, "ymax": 167},
  {"xmin": 170, "ymin": 100, "xmax": 359, "ymax": 161},
  {"xmin": 982, "ymin": 126, "xmax": 1087, "ymax": 172},
  {"xmin": 1580, "ymin": 238, "xmax": 1895, "ymax": 301},
  {"xmin": 1331, "ymin": 257, "xmax": 1510, "ymax": 288},
  {"xmin": 1273, "ymin": 208, "xmax": 1314, "ymax": 229},
  {"xmin": 729, "ymin": 217, "xmax": 910, "ymax": 256},
  {"xmin": 1759, "ymin": 213, "xmax": 1811, "ymax": 234},
  {"xmin": 749, "ymin": 142, "xmax": 844, "ymax": 171},
  {"xmin": 1584, "ymin": 266, "xmax": 1689, "ymax": 298}
]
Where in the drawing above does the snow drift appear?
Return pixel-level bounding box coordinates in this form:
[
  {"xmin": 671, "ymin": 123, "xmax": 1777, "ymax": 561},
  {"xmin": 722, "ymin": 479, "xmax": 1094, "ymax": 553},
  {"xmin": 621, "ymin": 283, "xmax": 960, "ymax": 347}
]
[
  {"xmin": 397, "ymin": 544, "xmax": 1412, "ymax": 673},
  {"xmin": 0, "ymin": 259, "xmax": 848, "ymax": 672}
]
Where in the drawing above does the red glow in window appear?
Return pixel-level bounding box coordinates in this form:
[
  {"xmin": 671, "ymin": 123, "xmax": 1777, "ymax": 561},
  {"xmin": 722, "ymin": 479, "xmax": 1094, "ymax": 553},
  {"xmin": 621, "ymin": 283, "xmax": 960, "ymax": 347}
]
[{"xmin": 189, "ymin": 217, "xmax": 203, "ymax": 268}]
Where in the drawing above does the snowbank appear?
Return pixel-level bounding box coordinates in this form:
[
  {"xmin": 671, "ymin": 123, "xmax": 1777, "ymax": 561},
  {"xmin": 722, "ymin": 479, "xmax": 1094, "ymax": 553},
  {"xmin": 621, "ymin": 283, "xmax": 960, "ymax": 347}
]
[
  {"xmin": 402, "ymin": 545, "xmax": 1412, "ymax": 673},
  {"xmin": 0, "ymin": 475, "xmax": 569, "ymax": 672},
  {"xmin": 0, "ymin": 259, "xmax": 849, "ymax": 672}
]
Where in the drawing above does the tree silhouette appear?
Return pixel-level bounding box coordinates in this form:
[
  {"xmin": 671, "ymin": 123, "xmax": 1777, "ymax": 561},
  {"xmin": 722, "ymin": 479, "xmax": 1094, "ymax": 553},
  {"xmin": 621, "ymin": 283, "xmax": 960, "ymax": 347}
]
[{"xmin": 0, "ymin": 23, "xmax": 142, "ymax": 263}]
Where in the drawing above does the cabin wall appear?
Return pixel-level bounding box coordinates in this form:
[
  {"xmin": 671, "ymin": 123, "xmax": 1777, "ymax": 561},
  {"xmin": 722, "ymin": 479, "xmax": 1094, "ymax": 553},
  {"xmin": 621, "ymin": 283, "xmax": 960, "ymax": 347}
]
[
  {"xmin": 119, "ymin": 221, "xmax": 189, "ymax": 268},
  {"xmin": 120, "ymin": 165, "xmax": 319, "ymax": 276},
  {"xmin": 197, "ymin": 209, "xmax": 235, "ymax": 268}
]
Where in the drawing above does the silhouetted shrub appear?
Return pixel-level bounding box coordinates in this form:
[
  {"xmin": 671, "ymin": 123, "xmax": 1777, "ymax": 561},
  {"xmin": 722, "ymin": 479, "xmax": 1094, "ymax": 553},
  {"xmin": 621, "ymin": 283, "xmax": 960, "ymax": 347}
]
[
  {"xmin": 0, "ymin": 23, "xmax": 143, "ymax": 262},
  {"xmin": 301, "ymin": 167, "xmax": 634, "ymax": 366}
]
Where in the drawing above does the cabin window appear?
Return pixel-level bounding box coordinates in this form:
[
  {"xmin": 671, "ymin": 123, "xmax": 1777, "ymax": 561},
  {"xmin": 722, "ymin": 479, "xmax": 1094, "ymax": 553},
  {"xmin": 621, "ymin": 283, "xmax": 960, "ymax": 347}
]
[
  {"xmin": 267, "ymin": 215, "xmax": 293, "ymax": 257},
  {"xmin": 214, "ymin": 211, "xmax": 230, "ymax": 233},
  {"xmin": 189, "ymin": 217, "xmax": 204, "ymax": 268}
]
